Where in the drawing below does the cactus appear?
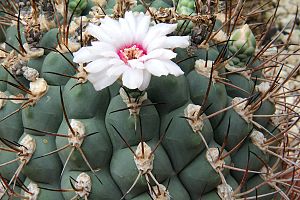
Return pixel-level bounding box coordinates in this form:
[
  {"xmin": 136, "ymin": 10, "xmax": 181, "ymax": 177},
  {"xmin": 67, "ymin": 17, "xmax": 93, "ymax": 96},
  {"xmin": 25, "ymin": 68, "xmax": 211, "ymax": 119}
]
[{"xmin": 0, "ymin": 0, "xmax": 299, "ymax": 200}]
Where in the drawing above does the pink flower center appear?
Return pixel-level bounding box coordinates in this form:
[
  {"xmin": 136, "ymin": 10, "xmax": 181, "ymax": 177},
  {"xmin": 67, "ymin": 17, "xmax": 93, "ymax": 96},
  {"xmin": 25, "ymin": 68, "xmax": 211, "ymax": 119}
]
[{"xmin": 117, "ymin": 44, "xmax": 147, "ymax": 64}]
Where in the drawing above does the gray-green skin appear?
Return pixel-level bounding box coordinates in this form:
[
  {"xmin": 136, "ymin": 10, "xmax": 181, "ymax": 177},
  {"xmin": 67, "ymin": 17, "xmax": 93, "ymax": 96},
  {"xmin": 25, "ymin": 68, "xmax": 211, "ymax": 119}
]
[
  {"xmin": 160, "ymin": 102, "xmax": 213, "ymax": 171},
  {"xmin": 132, "ymin": 176, "xmax": 190, "ymax": 200},
  {"xmin": 214, "ymin": 97, "xmax": 253, "ymax": 151},
  {"xmin": 39, "ymin": 28, "xmax": 60, "ymax": 54},
  {"xmin": 106, "ymin": 95, "xmax": 160, "ymax": 150},
  {"xmin": 0, "ymin": 23, "xmax": 6, "ymax": 43},
  {"xmin": 0, "ymin": 52, "xmax": 279, "ymax": 198},
  {"xmin": 0, "ymin": 144, "xmax": 26, "ymax": 180},
  {"xmin": 0, "ymin": 92, "xmax": 23, "ymax": 141},
  {"xmin": 242, "ymin": 175, "xmax": 278, "ymax": 200},
  {"xmin": 176, "ymin": 0, "xmax": 195, "ymax": 34},
  {"xmin": 231, "ymin": 138, "xmax": 269, "ymax": 182},
  {"xmin": 20, "ymin": 134, "xmax": 62, "ymax": 184},
  {"xmin": 201, "ymin": 175, "xmax": 238, "ymax": 200},
  {"xmin": 0, "ymin": 66, "xmax": 8, "ymax": 91},
  {"xmin": 61, "ymin": 169, "xmax": 122, "ymax": 200},
  {"xmin": 5, "ymin": 25, "xmax": 26, "ymax": 52},
  {"xmin": 104, "ymin": 0, "xmax": 173, "ymax": 14},
  {"xmin": 147, "ymin": 75, "xmax": 190, "ymax": 114},
  {"xmin": 63, "ymin": 78, "xmax": 110, "ymax": 119},
  {"xmin": 6, "ymin": 74, "xmax": 29, "ymax": 95},
  {"xmin": 0, "ymin": 186, "xmax": 22, "ymax": 200},
  {"xmin": 174, "ymin": 47, "xmax": 220, "ymax": 74},
  {"xmin": 225, "ymin": 73, "xmax": 255, "ymax": 99},
  {"xmin": 27, "ymin": 55, "xmax": 46, "ymax": 73},
  {"xmin": 187, "ymin": 69, "xmax": 228, "ymax": 128},
  {"xmin": 253, "ymin": 97, "xmax": 276, "ymax": 127},
  {"xmin": 110, "ymin": 141, "xmax": 174, "ymax": 199},
  {"xmin": 68, "ymin": 0, "xmax": 88, "ymax": 16},
  {"xmin": 179, "ymin": 142, "xmax": 231, "ymax": 199},
  {"xmin": 56, "ymin": 117, "xmax": 112, "ymax": 170},
  {"xmin": 41, "ymin": 52, "xmax": 77, "ymax": 85},
  {"xmin": 22, "ymin": 86, "xmax": 63, "ymax": 136}
]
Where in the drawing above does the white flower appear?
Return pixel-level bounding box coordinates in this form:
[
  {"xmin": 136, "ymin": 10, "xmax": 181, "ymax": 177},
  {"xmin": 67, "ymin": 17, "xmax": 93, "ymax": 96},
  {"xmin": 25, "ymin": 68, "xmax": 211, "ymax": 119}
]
[{"xmin": 73, "ymin": 11, "xmax": 190, "ymax": 91}]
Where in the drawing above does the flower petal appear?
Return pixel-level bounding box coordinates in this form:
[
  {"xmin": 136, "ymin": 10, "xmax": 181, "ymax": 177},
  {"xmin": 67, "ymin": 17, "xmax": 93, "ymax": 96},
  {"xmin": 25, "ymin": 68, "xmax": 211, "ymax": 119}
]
[
  {"xmin": 122, "ymin": 69, "xmax": 144, "ymax": 89},
  {"xmin": 124, "ymin": 11, "xmax": 136, "ymax": 34},
  {"xmin": 73, "ymin": 43, "xmax": 118, "ymax": 64},
  {"xmin": 106, "ymin": 64, "xmax": 128, "ymax": 77},
  {"xmin": 73, "ymin": 47, "xmax": 100, "ymax": 63},
  {"xmin": 127, "ymin": 59, "xmax": 145, "ymax": 69},
  {"xmin": 100, "ymin": 17, "xmax": 128, "ymax": 46},
  {"xmin": 134, "ymin": 13, "xmax": 151, "ymax": 42},
  {"xmin": 119, "ymin": 18, "xmax": 134, "ymax": 46},
  {"xmin": 144, "ymin": 59, "xmax": 169, "ymax": 76},
  {"xmin": 146, "ymin": 36, "xmax": 166, "ymax": 52},
  {"xmin": 84, "ymin": 58, "xmax": 112, "ymax": 73},
  {"xmin": 146, "ymin": 36, "xmax": 190, "ymax": 51},
  {"xmin": 160, "ymin": 60, "xmax": 184, "ymax": 76},
  {"xmin": 145, "ymin": 59, "xmax": 184, "ymax": 77},
  {"xmin": 163, "ymin": 36, "xmax": 190, "ymax": 48},
  {"xmin": 88, "ymin": 72, "xmax": 119, "ymax": 91},
  {"xmin": 139, "ymin": 70, "xmax": 151, "ymax": 91},
  {"xmin": 86, "ymin": 23, "xmax": 111, "ymax": 42},
  {"xmin": 140, "ymin": 49, "xmax": 177, "ymax": 61},
  {"xmin": 142, "ymin": 23, "xmax": 177, "ymax": 49},
  {"xmin": 91, "ymin": 41, "xmax": 116, "ymax": 51}
]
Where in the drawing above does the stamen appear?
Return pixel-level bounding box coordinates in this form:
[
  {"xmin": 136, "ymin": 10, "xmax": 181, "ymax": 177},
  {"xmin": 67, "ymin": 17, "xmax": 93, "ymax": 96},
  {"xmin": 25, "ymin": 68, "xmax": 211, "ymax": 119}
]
[{"xmin": 117, "ymin": 44, "xmax": 147, "ymax": 64}]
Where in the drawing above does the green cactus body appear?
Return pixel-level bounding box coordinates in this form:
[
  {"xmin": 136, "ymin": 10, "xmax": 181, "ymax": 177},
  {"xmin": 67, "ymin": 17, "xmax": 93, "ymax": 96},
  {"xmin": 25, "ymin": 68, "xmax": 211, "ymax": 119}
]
[
  {"xmin": 110, "ymin": 142, "xmax": 174, "ymax": 199},
  {"xmin": 22, "ymin": 86, "xmax": 62, "ymax": 136},
  {"xmin": 225, "ymin": 73, "xmax": 255, "ymax": 98},
  {"xmin": 5, "ymin": 25, "xmax": 26, "ymax": 51},
  {"xmin": 39, "ymin": 28, "xmax": 60, "ymax": 54},
  {"xmin": 27, "ymin": 55, "xmax": 46, "ymax": 73},
  {"xmin": 228, "ymin": 24, "xmax": 256, "ymax": 67},
  {"xmin": 201, "ymin": 176, "xmax": 238, "ymax": 199},
  {"xmin": 243, "ymin": 175, "xmax": 277, "ymax": 200},
  {"xmin": 6, "ymin": 75, "xmax": 29, "ymax": 95},
  {"xmin": 174, "ymin": 47, "xmax": 219, "ymax": 74},
  {"xmin": 214, "ymin": 97, "xmax": 253, "ymax": 151},
  {"xmin": 61, "ymin": 169, "xmax": 123, "ymax": 200},
  {"xmin": 187, "ymin": 70, "xmax": 227, "ymax": 128},
  {"xmin": 0, "ymin": 186, "xmax": 22, "ymax": 200},
  {"xmin": 41, "ymin": 52, "xmax": 76, "ymax": 85},
  {"xmin": 132, "ymin": 176, "xmax": 190, "ymax": 200},
  {"xmin": 147, "ymin": 75, "xmax": 190, "ymax": 114},
  {"xmin": 0, "ymin": 92, "xmax": 23, "ymax": 141},
  {"xmin": 0, "ymin": 67, "xmax": 8, "ymax": 91},
  {"xmin": 151, "ymin": 0, "xmax": 171, "ymax": 9},
  {"xmin": 0, "ymin": 1, "xmax": 297, "ymax": 200},
  {"xmin": 56, "ymin": 117, "xmax": 112, "ymax": 170},
  {"xmin": 0, "ymin": 25, "xmax": 6, "ymax": 43},
  {"xmin": 176, "ymin": 0, "xmax": 195, "ymax": 34},
  {"xmin": 253, "ymin": 99, "xmax": 275, "ymax": 127},
  {"xmin": 106, "ymin": 94, "xmax": 160, "ymax": 150},
  {"xmin": 0, "ymin": 147, "xmax": 25, "ymax": 180},
  {"xmin": 179, "ymin": 142, "xmax": 231, "ymax": 199},
  {"xmin": 63, "ymin": 78, "xmax": 110, "ymax": 119},
  {"xmin": 161, "ymin": 103, "xmax": 213, "ymax": 171},
  {"xmin": 68, "ymin": 0, "xmax": 88, "ymax": 16},
  {"xmin": 20, "ymin": 134, "xmax": 62, "ymax": 184},
  {"xmin": 231, "ymin": 138, "xmax": 269, "ymax": 182}
]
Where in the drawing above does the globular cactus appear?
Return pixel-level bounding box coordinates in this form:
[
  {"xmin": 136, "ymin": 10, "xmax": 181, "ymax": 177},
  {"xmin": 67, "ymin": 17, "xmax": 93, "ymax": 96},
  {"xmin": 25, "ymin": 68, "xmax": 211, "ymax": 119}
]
[{"xmin": 0, "ymin": 0, "xmax": 299, "ymax": 200}]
